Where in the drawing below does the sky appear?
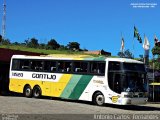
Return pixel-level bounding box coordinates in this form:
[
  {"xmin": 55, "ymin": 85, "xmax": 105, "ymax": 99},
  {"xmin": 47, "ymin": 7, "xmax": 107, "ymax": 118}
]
[{"xmin": 0, "ymin": 0, "xmax": 160, "ymax": 58}]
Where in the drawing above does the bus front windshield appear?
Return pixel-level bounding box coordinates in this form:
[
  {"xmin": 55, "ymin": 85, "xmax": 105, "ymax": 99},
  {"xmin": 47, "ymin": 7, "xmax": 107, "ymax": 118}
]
[{"xmin": 108, "ymin": 61, "xmax": 147, "ymax": 94}]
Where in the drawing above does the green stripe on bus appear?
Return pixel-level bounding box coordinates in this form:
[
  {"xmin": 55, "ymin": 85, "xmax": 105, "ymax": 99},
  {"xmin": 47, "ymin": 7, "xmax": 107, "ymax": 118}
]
[
  {"xmin": 84, "ymin": 57, "xmax": 105, "ymax": 61},
  {"xmin": 84, "ymin": 58, "xmax": 94, "ymax": 60},
  {"xmin": 93, "ymin": 57, "xmax": 106, "ymax": 61},
  {"xmin": 68, "ymin": 75, "xmax": 93, "ymax": 99},
  {"xmin": 60, "ymin": 75, "xmax": 82, "ymax": 98}
]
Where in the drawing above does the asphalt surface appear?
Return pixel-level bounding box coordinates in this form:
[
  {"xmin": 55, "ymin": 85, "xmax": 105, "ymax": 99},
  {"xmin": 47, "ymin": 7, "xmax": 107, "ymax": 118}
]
[{"xmin": 0, "ymin": 94, "xmax": 160, "ymax": 120}]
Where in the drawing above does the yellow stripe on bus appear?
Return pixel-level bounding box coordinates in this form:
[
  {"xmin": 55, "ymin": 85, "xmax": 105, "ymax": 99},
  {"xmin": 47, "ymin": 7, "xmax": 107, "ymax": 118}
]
[
  {"xmin": 9, "ymin": 74, "xmax": 72, "ymax": 97},
  {"xmin": 52, "ymin": 74, "xmax": 72, "ymax": 97},
  {"xmin": 9, "ymin": 79, "xmax": 43, "ymax": 93}
]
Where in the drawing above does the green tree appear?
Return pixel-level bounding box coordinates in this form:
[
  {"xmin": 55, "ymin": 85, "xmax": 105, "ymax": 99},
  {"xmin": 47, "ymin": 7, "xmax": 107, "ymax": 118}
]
[
  {"xmin": 24, "ymin": 39, "xmax": 29, "ymax": 46},
  {"xmin": 0, "ymin": 35, "xmax": 2, "ymax": 43},
  {"xmin": 59, "ymin": 45, "xmax": 68, "ymax": 50},
  {"xmin": 47, "ymin": 39, "xmax": 60, "ymax": 50},
  {"xmin": 12, "ymin": 42, "xmax": 20, "ymax": 45},
  {"xmin": 67, "ymin": 42, "xmax": 80, "ymax": 51},
  {"xmin": 152, "ymin": 46, "xmax": 160, "ymax": 70},
  {"xmin": 139, "ymin": 55, "xmax": 144, "ymax": 62},
  {"xmin": 117, "ymin": 52, "xmax": 125, "ymax": 58},
  {"xmin": 27, "ymin": 38, "xmax": 39, "ymax": 48},
  {"xmin": 152, "ymin": 46, "xmax": 160, "ymax": 55},
  {"xmin": 39, "ymin": 43, "xmax": 46, "ymax": 49},
  {"xmin": 1, "ymin": 39, "xmax": 11, "ymax": 45},
  {"xmin": 124, "ymin": 49, "xmax": 133, "ymax": 58},
  {"xmin": 117, "ymin": 49, "xmax": 133, "ymax": 59}
]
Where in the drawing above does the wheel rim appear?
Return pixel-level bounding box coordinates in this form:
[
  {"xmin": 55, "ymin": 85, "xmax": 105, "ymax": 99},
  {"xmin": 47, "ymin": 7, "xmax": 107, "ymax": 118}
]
[
  {"xmin": 33, "ymin": 87, "xmax": 41, "ymax": 98},
  {"xmin": 25, "ymin": 88, "xmax": 31, "ymax": 96},
  {"xmin": 96, "ymin": 94, "xmax": 104, "ymax": 105},
  {"xmin": 34, "ymin": 89, "xmax": 40, "ymax": 97}
]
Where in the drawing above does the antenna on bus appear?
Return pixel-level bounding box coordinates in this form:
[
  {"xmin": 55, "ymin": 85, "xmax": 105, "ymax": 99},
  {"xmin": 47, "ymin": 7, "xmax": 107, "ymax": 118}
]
[{"xmin": 1, "ymin": 0, "xmax": 6, "ymax": 40}]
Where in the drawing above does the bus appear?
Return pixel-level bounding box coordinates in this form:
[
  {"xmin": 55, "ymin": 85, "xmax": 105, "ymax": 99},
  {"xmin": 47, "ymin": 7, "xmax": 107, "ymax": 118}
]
[{"xmin": 9, "ymin": 55, "xmax": 148, "ymax": 105}]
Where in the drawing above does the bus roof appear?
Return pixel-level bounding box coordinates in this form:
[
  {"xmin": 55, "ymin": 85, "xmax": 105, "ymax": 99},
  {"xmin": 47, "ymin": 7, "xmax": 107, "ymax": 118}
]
[
  {"xmin": 11, "ymin": 54, "xmax": 106, "ymax": 61},
  {"xmin": 106, "ymin": 58, "xmax": 144, "ymax": 64},
  {"xmin": 11, "ymin": 55, "xmax": 144, "ymax": 64}
]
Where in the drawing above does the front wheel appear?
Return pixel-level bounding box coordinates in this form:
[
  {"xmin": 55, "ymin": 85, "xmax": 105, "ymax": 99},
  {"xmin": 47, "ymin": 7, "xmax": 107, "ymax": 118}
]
[{"xmin": 93, "ymin": 92, "xmax": 105, "ymax": 106}]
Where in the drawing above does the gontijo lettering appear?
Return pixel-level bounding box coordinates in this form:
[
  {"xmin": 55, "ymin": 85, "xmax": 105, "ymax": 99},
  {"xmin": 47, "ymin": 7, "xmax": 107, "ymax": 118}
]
[{"xmin": 32, "ymin": 73, "xmax": 56, "ymax": 80}]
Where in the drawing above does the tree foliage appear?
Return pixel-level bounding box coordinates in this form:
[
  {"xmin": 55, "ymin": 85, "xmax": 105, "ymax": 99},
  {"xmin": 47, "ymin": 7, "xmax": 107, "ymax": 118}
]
[
  {"xmin": 26, "ymin": 38, "xmax": 39, "ymax": 48},
  {"xmin": 47, "ymin": 39, "xmax": 60, "ymax": 50},
  {"xmin": 152, "ymin": 46, "xmax": 160, "ymax": 55},
  {"xmin": 1, "ymin": 39, "xmax": 11, "ymax": 45},
  {"xmin": 117, "ymin": 49, "xmax": 133, "ymax": 59},
  {"xmin": 22, "ymin": 38, "xmax": 83, "ymax": 51},
  {"xmin": 0, "ymin": 35, "xmax": 2, "ymax": 43},
  {"xmin": 67, "ymin": 42, "xmax": 80, "ymax": 51},
  {"xmin": 1, "ymin": 36, "xmax": 94, "ymax": 53},
  {"xmin": 152, "ymin": 46, "xmax": 160, "ymax": 70}
]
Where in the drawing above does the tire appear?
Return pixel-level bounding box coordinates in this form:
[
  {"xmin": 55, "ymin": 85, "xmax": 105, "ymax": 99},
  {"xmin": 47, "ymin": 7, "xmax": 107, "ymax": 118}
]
[
  {"xmin": 24, "ymin": 85, "xmax": 32, "ymax": 98},
  {"xmin": 33, "ymin": 86, "xmax": 41, "ymax": 98},
  {"xmin": 93, "ymin": 92, "xmax": 105, "ymax": 106}
]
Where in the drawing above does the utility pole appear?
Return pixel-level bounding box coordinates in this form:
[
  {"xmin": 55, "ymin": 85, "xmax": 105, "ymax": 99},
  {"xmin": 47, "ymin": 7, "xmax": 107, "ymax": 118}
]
[{"xmin": 2, "ymin": 0, "xmax": 6, "ymax": 40}]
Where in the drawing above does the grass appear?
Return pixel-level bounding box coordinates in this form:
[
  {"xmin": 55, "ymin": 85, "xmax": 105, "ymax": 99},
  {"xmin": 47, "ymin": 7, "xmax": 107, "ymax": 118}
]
[
  {"xmin": 0, "ymin": 44, "xmax": 85, "ymax": 55},
  {"xmin": 0, "ymin": 44, "xmax": 135, "ymax": 59},
  {"xmin": 0, "ymin": 44, "xmax": 105, "ymax": 58}
]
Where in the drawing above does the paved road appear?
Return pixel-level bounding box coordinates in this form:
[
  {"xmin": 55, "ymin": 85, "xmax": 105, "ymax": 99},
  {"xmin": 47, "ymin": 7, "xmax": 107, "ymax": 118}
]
[{"xmin": 0, "ymin": 95, "xmax": 160, "ymax": 120}]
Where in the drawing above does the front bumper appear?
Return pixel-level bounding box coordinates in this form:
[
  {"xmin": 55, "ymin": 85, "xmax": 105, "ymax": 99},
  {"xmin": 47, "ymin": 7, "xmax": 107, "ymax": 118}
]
[{"xmin": 121, "ymin": 98, "xmax": 148, "ymax": 105}]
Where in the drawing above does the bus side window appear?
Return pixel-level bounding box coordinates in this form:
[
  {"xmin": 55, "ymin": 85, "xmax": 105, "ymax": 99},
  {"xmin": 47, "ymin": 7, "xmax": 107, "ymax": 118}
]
[
  {"xmin": 12, "ymin": 59, "xmax": 20, "ymax": 70},
  {"xmin": 81, "ymin": 62, "xmax": 88, "ymax": 72},
  {"xmin": 57, "ymin": 61, "xmax": 72, "ymax": 73},
  {"xmin": 20, "ymin": 60, "xmax": 30, "ymax": 70},
  {"xmin": 75, "ymin": 68, "xmax": 81, "ymax": 72},
  {"xmin": 50, "ymin": 61, "xmax": 56, "ymax": 72},
  {"xmin": 90, "ymin": 62, "xmax": 97, "ymax": 73},
  {"xmin": 90, "ymin": 62, "xmax": 105, "ymax": 75},
  {"xmin": 65, "ymin": 62, "xmax": 72, "ymax": 72},
  {"xmin": 44, "ymin": 61, "xmax": 51, "ymax": 71},
  {"xmin": 97, "ymin": 62, "xmax": 105, "ymax": 74},
  {"xmin": 108, "ymin": 61, "xmax": 121, "ymax": 71},
  {"xmin": 74, "ymin": 61, "xmax": 88, "ymax": 73},
  {"xmin": 58, "ymin": 61, "xmax": 64, "ymax": 72},
  {"xmin": 30, "ymin": 60, "xmax": 43, "ymax": 71}
]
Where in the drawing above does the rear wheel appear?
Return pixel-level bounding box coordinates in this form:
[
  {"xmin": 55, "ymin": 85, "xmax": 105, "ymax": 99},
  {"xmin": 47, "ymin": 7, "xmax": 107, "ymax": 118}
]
[
  {"xmin": 24, "ymin": 85, "xmax": 32, "ymax": 98},
  {"xmin": 33, "ymin": 86, "xmax": 42, "ymax": 98},
  {"xmin": 93, "ymin": 92, "xmax": 105, "ymax": 106}
]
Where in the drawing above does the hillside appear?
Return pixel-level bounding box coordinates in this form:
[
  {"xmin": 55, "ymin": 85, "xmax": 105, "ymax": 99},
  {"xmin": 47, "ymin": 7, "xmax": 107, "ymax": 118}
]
[
  {"xmin": 0, "ymin": 44, "xmax": 86, "ymax": 55},
  {"xmin": 0, "ymin": 44, "xmax": 105, "ymax": 57}
]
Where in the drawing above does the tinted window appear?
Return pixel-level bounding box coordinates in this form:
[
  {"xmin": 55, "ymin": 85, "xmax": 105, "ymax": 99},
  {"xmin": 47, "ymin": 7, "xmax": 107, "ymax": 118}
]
[
  {"xmin": 20, "ymin": 60, "xmax": 30, "ymax": 70},
  {"xmin": 90, "ymin": 62, "xmax": 105, "ymax": 75},
  {"xmin": 57, "ymin": 61, "xmax": 72, "ymax": 72},
  {"xmin": 11, "ymin": 58, "xmax": 106, "ymax": 76},
  {"xmin": 108, "ymin": 61, "xmax": 121, "ymax": 71},
  {"xmin": 123, "ymin": 63, "xmax": 145, "ymax": 72},
  {"xmin": 44, "ymin": 61, "xmax": 57, "ymax": 72},
  {"xmin": 12, "ymin": 59, "xmax": 20, "ymax": 70},
  {"xmin": 73, "ymin": 62, "xmax": 88, "ymax": 73},
  {"xmin": 30, "ymin": 60, "xmax": 43, "ymax": 71}
]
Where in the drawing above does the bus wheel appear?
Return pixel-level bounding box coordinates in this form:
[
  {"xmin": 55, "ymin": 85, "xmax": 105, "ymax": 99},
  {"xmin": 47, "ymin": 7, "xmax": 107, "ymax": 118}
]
[
  {"xmin": 33, "ymin": 86, "xmax": 41, "ymax": 98},
  {"xmin": 24, "ymin": 85, "xmax": 32, "ymax": 98},
  {"xmin": 93, "ymin": 92, "xmax": 105, "ymax": 106}
]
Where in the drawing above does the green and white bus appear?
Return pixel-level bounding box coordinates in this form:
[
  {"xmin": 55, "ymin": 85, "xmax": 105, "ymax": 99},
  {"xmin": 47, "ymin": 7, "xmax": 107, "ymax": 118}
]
[{"xmin": 9, "ymin": 55, "xmax": 148, "ymax": 105}]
